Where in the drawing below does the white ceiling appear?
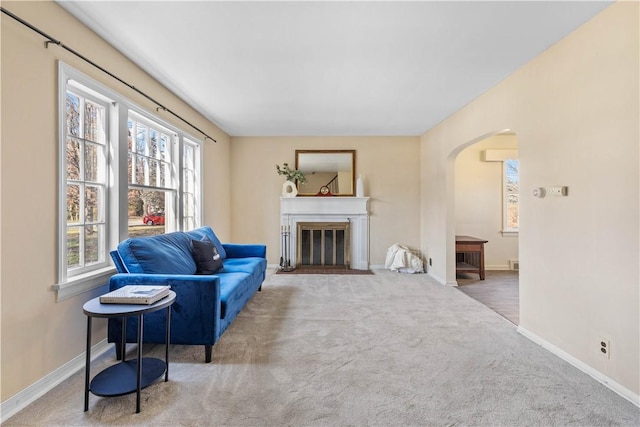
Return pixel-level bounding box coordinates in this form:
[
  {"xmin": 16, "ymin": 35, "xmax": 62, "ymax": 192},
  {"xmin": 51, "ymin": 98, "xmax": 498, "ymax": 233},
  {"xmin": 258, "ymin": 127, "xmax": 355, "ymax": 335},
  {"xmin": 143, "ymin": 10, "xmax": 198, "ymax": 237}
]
[{"xmin": 58, "ymin": 1, "xmax": 611, "ymax": 137}]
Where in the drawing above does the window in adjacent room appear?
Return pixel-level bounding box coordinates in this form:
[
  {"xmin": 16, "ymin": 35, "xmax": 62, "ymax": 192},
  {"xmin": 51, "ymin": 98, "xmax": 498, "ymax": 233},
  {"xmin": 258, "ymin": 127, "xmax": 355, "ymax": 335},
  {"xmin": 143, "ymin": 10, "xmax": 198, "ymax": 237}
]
[{"xmin": 504, "ymin": 159, "xmax": 519, "ymax": 232}]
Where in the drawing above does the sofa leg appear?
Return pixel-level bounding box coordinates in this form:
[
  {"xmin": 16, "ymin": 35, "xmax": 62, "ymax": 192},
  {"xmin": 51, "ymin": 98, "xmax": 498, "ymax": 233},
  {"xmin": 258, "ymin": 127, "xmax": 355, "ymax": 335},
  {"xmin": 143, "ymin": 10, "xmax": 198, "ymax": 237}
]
[
  {"xmin": 258, "ymin": 284, "xmax": 262, "ymax": 292},
  {"xmin": 205, "ymin": 345, "xmax": 212, "ymax": 363},
  {"xmin": 115, "ymin": 343, "xmax": 123, "ymax": 360}
]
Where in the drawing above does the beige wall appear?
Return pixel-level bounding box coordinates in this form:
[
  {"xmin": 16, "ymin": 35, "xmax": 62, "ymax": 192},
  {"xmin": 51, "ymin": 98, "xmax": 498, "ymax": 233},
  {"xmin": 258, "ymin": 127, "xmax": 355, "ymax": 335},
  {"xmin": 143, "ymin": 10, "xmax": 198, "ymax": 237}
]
[
  {"xmin": 420, "ymin": 2, "xmax": 639, "ymax": 395},
  {"xmin": 455, "ymin": 134, "xmax": 519, "ymax": 270},
  {"xmin": 229, "ymin": 137, "xmax": 421, "ymax": 267},
  {"xmin": 1, "ymin": 1, "xmax": 230, "ymax": 402}
]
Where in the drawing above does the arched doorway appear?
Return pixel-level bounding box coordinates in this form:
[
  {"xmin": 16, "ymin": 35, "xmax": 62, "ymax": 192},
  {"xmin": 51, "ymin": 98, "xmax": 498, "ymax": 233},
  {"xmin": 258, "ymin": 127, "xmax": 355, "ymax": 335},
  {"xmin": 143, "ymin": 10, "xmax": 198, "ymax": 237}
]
[{"xmin": 450, "ymin": 131, "xmax": 520, "ymax": 324}]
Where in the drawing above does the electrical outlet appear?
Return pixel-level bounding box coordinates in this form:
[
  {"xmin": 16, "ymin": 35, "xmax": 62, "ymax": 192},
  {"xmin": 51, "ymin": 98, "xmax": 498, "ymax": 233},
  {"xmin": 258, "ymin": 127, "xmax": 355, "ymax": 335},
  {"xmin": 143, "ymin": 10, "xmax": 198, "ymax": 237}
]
[{"xmin": 598, "ymin": 337, "xmax": 610, "ymax": 359}]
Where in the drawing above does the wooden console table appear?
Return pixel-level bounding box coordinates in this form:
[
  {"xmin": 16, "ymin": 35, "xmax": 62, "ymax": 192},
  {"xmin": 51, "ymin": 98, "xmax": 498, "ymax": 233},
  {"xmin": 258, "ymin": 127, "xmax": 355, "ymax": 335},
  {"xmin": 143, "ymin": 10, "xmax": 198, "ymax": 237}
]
[{"xmin": 456, "ymin": 235, "xmax": 488, "ymax": 280}]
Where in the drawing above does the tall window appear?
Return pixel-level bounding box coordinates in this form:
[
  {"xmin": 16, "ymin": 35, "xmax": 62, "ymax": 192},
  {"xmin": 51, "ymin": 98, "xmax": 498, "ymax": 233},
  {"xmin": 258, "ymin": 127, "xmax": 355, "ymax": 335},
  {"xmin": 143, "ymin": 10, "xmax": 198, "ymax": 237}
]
[
  {"xmin": 63, "ymin": 86, "xmax": 110, "ymax": 278},
  {"xmin": 183, "ymin": 139, "xmax": 200, "ymax": 231},
  {"xmin": 504, "ymin": 159, "xmax": 519, "ymax": 232},
  {"xmin": 57, "ymin": 63, "xmax": 203, "ymax": 300},
  {"xmin": 127, "ymin": 114, "xmax": 176, "ymax": 238}
]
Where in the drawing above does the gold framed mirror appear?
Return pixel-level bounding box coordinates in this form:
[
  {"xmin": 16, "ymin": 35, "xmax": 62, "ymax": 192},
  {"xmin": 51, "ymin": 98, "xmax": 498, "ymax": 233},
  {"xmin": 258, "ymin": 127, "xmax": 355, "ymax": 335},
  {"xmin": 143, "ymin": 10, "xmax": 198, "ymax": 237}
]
[{"xmin": 295, "ymin": 150, "xmax": 356, "ymax": 196}]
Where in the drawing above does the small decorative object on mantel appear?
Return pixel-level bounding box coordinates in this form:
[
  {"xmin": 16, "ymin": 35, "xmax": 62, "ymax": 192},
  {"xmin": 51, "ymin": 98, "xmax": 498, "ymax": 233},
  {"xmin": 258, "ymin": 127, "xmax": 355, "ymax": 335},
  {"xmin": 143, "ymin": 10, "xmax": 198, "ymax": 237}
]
[
  {"xmin": 317, "ymin": 185, "xmax": 332, "ymax": 196},
  {"xmin": 356, "ymin": 174, "xmax": 364, "ymax": 197},
  {"xmin": 276, "ymin": 163, "xmax": 307, "ymax": 198}
]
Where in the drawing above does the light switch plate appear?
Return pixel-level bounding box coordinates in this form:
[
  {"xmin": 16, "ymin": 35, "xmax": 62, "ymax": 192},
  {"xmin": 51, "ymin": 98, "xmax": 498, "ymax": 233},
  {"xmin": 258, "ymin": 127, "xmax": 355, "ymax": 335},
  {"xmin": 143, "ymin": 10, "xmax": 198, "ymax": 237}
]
[{"xmin": 548, "ymin": 186, "xmax": 568, "ymax": 196}]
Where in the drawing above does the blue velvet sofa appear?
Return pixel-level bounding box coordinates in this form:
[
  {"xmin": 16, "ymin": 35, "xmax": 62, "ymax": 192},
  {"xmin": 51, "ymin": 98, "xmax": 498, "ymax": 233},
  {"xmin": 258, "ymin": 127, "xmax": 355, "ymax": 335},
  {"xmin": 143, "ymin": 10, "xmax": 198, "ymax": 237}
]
[{"xmin": 108, "ymin": 226, "xmax": 267, "ymax": 362}]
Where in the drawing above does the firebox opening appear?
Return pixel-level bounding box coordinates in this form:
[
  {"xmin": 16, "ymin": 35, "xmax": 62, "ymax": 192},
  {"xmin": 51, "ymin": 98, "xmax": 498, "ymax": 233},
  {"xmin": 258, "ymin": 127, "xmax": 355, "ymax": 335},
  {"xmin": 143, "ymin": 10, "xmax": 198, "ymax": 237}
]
[{"xmin": 297, "ymin": 222, "xmax": 350, "ymax": 268}]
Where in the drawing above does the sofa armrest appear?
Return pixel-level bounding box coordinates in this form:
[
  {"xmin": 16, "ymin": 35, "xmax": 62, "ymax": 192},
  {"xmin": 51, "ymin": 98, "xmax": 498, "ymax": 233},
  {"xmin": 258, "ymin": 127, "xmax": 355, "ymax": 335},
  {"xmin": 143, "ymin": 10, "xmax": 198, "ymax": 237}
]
[
  {"xmin": 222, "ymin": 243, "xmax": 266, "ymax": 259},
  {"xmin": 109, "ymin": 273, "xmax": 222, "ymax": 344},
  {"xmin": 110, "ymin": 273, "xmax": 220, "ymax": 291}
]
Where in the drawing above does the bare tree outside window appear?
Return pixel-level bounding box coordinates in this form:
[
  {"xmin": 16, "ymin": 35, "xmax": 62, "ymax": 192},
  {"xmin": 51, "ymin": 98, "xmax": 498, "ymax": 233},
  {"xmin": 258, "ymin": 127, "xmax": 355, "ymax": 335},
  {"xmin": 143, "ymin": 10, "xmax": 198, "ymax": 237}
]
[
  {"xmin": 64, "ymin": 90, "xmax": 107, "ymax": 271},
  {"xmin": 127, "ymin": 116, "xmax": 174, "ymax": 237}
]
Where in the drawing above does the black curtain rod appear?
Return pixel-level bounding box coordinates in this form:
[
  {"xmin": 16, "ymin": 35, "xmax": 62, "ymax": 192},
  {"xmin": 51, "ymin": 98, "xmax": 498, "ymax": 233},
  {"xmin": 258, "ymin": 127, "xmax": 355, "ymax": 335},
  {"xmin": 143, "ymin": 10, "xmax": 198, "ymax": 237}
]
[{"xmin": 1, "ymin": 7, "xmax": 217, "ymax": 143}]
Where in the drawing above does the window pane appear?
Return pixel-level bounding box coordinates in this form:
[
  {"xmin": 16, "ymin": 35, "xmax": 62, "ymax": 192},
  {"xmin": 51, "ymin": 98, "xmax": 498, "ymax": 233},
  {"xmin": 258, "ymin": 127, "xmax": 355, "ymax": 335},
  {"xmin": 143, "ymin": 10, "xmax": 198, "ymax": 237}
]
[
  {"xmin": 128, "ymin": 152, "xmax": 134, "ymax": 184},
  {"xmin": 84, "ymin": 100, "xmax": 105, "ymax": 144},
  {"xmin": 66, "ymin": 138, "xmax": 81, "ymax": 180},
  {"xmin": 136, "ymin": 124, "xmax": 147, "ymax": 154},
  {"xmin": 85, "ymin": 142, "xmax": 105, "ymax": 183},
  {"xmin": 149, "ymin": 129, "xmax": 158, "ymax": 158},
  {"xmin": 128, "ymin": 188, "xmax": 167, "ymax": 237},
  {"xmin": 184, "ymin": 169, "xmax": 194, "ymax": 193},
  {"xmin": 184, "ymin": 193, "xmax": 193, "ymax": 217},
  {"xmin": 149, "ymin": 159, "xmax": 158, "ymax": 186},
  {"xmin": 159, "ymin": 161, "xmax": 168, "ymax": 187},
  {"xmin": 85, "ymin": 185, "xmax": 102, "ymax": 223},
  {"xmin": 67, "ymin": 184, "xmax": 81, "ymax": 223},
  {"xmin": 505, "ymin": 160, "xmax": 519, "ymax": 193},
  {"xmin": 135, "ymin": 155, "xmax": 146, "ymax": 185},
  {"xmin": 184, "ymin": 144, "xmax": 193, "ymax": 167},
  {"xmin": 184, "ymin": 216, "xmax": 195, "ymax": 231},
  {"xmin": 160, "ymin": 134, "xmax": 169, "ymax": 161},
  {"xmin": 67, "ymin": 226, "xmax": 81, "ymax": 269},
  {"xmin": 84, "ymin": 224, "xmax": 103, "ymax": 264},
  {"xmin": 66, "ymin": 92, "xmax": 81, "ymax": 137},
  {"xmin": 507, "ymin": 194, "xmax": 519, "ymax": 229},
  {"xmin": 127, "ymin": 120, "xmax": 134, "ymax": 152}
]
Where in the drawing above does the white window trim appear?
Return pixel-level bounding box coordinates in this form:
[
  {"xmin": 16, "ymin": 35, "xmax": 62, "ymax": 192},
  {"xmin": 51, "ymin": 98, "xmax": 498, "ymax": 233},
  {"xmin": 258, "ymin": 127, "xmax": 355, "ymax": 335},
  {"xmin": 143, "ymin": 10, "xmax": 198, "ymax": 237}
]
[{"xmin": 55, "ymin": 62, "xmax": 203, "ymax": 301}]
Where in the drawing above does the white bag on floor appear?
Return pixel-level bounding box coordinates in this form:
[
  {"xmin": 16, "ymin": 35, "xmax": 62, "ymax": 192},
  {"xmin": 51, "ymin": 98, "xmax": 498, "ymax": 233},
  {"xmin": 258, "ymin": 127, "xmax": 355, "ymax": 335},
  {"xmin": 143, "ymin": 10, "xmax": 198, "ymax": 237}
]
[{"xmin": 385, "ymin": 243, "xmax": 424, "ymax": 273}]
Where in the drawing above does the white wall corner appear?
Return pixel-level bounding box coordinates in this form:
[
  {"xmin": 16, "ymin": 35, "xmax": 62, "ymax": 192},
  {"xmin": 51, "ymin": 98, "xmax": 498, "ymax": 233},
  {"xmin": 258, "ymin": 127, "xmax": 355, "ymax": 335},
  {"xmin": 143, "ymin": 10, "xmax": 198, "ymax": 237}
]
[{"xmin": 427, "ymin": 270, "xmax": 452, "ymax": 286}]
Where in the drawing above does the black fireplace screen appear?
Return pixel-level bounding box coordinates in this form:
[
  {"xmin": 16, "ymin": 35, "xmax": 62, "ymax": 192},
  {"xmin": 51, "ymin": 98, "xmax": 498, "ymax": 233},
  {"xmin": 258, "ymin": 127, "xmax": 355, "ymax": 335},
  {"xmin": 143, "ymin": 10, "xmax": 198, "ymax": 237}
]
[{"xmin": 297, "ymin": 223, "xmax": 349, "ymax": 267}]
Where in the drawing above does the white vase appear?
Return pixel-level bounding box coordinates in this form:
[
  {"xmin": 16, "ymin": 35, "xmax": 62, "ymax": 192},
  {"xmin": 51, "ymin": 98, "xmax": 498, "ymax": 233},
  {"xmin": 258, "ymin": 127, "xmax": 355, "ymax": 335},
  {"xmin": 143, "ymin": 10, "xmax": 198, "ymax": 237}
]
[
  {"xmin": 356, "ymin": 174, "xmax": 364, "ymax": 197},
  {"xmin": 282, "ymin": 180, "xmax": 298, "ymax": 198}
]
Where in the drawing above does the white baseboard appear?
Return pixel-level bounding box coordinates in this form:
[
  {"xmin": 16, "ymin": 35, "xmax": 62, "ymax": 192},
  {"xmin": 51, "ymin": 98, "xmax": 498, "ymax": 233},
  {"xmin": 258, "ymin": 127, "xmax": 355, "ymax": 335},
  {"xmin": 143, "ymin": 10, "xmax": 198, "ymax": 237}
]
[
  {"xmin": 517, "ymin": 326, "xmax": 639, "ymax": 408},
  {"xmin": 486, "ymin": 264, "xmax": 510, "ymax": 271},
  {"xmin": 1, "ymin": 339, "xmax": 113, "ymax": 423},
  {"xmin": 426, "ymin": 270, "xmax": 454, "ymax": 286}
]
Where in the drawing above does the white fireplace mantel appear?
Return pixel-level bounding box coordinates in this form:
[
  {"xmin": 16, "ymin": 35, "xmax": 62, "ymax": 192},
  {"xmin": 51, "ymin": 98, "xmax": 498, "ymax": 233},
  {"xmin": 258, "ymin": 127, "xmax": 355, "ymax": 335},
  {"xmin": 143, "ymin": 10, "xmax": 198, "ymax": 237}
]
[{"xmin": 280, "ymin": 197, "xmax": 370, "ymax": 270}]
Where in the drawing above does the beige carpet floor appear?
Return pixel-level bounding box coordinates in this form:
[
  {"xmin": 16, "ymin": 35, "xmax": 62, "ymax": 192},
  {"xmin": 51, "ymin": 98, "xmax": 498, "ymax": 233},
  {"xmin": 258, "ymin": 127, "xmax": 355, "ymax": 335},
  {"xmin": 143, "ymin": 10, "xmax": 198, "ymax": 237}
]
[{"xmin": 5, "ymin": 270, "xmax": 639, "ymax": 426}]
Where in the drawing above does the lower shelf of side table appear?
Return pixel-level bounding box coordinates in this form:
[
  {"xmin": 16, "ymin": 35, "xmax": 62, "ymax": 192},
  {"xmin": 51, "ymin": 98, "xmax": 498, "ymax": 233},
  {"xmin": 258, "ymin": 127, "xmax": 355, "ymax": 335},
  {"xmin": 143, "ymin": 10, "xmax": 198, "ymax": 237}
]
[{"xmin": 90, "ymin": 357, "xmax": 166, "ymax": 397}]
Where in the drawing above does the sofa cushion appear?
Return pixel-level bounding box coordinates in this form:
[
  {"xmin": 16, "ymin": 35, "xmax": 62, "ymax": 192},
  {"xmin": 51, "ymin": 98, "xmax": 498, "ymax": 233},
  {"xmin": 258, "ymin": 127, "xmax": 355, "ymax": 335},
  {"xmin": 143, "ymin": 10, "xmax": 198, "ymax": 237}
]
[
  {"xmin": 219, "ymin": 257, "xmax": 267, "ymax": 280},
  {"xmin": 218, "ymin": 272, "xmax": 254, "ymax": 320},
  {"xmin": 185, "ymin": 226, "xmax": 227, "ymax": 259},
  {"xmin": 117, "ymin": 231, "xmax": 196, "ymax": 274},
  {"xmin": 192, "ymin": 236, "xmax": 223, "ymax": 274}
]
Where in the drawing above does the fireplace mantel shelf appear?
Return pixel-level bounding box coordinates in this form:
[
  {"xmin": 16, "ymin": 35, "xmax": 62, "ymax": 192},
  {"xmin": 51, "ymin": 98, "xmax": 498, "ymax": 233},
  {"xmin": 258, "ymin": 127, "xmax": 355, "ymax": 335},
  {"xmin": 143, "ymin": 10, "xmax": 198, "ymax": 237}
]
[
  {"xmin": 280, "ymin": 197, "xmax": 370, "ymax": 215},
  {"xmin": 280, "ymin": 197, "xmax": 370, "ymax": 270}
]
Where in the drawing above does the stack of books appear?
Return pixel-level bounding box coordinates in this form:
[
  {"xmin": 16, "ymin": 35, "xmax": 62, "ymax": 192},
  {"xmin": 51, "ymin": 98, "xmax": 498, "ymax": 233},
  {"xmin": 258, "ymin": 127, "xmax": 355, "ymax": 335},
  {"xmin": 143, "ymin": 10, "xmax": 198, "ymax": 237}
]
[{"xmin": 100, "ymin": 285, "xmax": 171, "ymax": 305}]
